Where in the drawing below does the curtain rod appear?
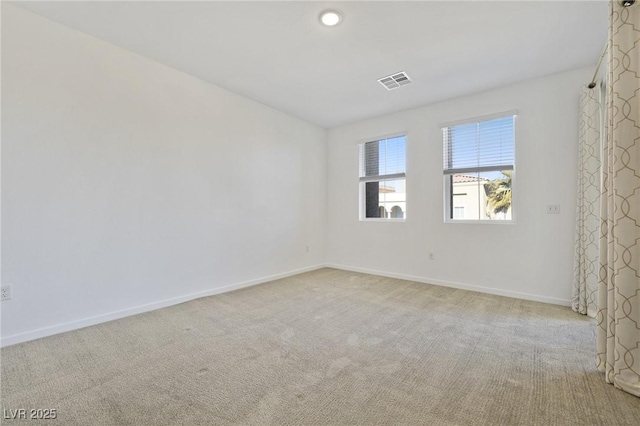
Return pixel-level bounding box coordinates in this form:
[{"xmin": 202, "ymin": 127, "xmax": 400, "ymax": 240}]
[
  {"xmin": 588, "ymin": 44, "xmax": 608, "ymax": 89},
  {"xmin": 588, "ymin": 0, "xmax": 636, "ymax": 88}
]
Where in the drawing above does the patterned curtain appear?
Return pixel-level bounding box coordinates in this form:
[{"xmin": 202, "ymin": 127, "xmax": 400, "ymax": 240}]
[
  {"xmin": 596, "ymin": 0, "xmax": 640, "ymax": 397},
  {"xmin": 572, "ymin": 85, "xmax": 602, "ymax": 317}
]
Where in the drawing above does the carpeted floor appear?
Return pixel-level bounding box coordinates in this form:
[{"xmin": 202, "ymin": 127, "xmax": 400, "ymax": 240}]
[{"xmin": 2, "ymin": 268, "xmax": 640, "ymax": 425}]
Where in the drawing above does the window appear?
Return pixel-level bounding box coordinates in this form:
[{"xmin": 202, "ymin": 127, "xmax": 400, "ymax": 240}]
[
  {"xmin": 359, "ymin": 135, "xmax": 406, "ymax": 220},
  {"xmin": 443, "ymin": 113, "xmax": 515, "ymax": 221}
]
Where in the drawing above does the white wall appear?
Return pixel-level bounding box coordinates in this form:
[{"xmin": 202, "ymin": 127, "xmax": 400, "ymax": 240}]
[
  {"xmin": 1, "ymin": 5, "xmax": 326, "ymax": 345},
  {"xmin": 326, "ymin": 67, "xmax": 592, "ymax": 305}
]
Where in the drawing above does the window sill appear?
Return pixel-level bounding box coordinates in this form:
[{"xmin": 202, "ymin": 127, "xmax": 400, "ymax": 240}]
[
  {"xmin": 444, "ymin": 219, "xmax": 515, "ymax": 225},
  {"xmin": 360, "ymin": 218, "xmax": 406, "ymax": 223}
]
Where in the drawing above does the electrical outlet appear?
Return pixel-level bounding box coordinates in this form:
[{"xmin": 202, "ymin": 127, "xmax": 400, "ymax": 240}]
[
  {"xmin": 1, "ymin": 285, "xmax": 12, "ymax": 301},
  {"xmin": 546, "ymin": 204, "xmax": 560, "ymax": 214}
]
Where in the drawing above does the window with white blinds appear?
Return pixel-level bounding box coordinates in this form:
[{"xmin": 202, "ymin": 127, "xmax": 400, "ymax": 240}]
[
  {"xmin": 359, "ymin": 137, "xmax": 406, "ymax": 182},
  {"xmin": 359, "ymin": 135, "xmax": 406, "ymax": 220},
  {"xmin": 442, "ymin": 114, "xmax": 515, "ymax": 221}
]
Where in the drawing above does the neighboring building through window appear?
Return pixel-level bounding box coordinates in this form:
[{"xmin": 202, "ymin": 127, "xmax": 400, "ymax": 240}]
[
  {"xmin": 453, "ymin": 206, "xmax": 465, "ymax": 219},
  {"xmin": 443, "ymin": 113, "xmax": 515, "ymax": 221},
  {"xmin": 359, "ymin": 135, "xmax": 406, "ymax": 220},
  {"xmin": 390, "ymin": 206, "xmax": 404, "ymax": 219}
]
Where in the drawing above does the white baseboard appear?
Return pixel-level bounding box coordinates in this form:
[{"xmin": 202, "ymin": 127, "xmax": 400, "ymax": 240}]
[
  {"xmin": 325, "ymin": 263, "xmax": 572, "ymax": 307},
  {"xmin": 0, "ymin": 264, "xmax": 324, "ymax": 347},
  {"xmin": 1, "ymin": 262, "xmax": 571, "ymax": 347}
]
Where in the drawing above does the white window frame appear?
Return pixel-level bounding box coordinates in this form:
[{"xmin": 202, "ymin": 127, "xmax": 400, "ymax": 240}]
[
  {"xmin": 358, "ymin": 132, "xmax": 407, "ymax": 222},
  {"xmin": 441, "ymin": 111, "xmax": 517, "ymax": 224}
]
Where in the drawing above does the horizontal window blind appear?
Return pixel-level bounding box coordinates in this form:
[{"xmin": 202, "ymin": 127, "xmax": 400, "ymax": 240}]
[
  {"xmin": 443, "ymin": 115, "xmax": 515, "ymax": 175},
  {"xmin": 359, "ymin": 136, "xmax": 406, "ymax": 182}
]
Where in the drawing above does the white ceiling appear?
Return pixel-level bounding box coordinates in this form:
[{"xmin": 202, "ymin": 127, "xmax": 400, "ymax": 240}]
[{"xmin": 10, "ymin": 1, "xmax": 608, "ymax": 128}]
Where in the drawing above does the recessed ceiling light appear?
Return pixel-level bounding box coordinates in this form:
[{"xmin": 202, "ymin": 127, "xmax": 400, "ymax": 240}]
[{"xmin": 320, "ymin": 10, "xmax": 342, "ymax": 27}]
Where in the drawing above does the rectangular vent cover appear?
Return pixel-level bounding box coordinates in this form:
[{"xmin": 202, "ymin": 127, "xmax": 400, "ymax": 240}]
[{"xmin": 378, "ymin": 72, "xmax": 411, "ymax": 90}]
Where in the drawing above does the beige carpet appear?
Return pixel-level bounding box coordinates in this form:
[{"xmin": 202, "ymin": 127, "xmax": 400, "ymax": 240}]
[{"xmin": 2, "ymin": 268, "xmax": 640, "ymax": 425}]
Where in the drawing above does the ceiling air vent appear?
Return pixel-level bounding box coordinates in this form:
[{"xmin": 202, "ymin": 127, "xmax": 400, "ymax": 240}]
[{"xmin": 378, "ymin": 72, "xmax": 411, "ymax": 90}]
